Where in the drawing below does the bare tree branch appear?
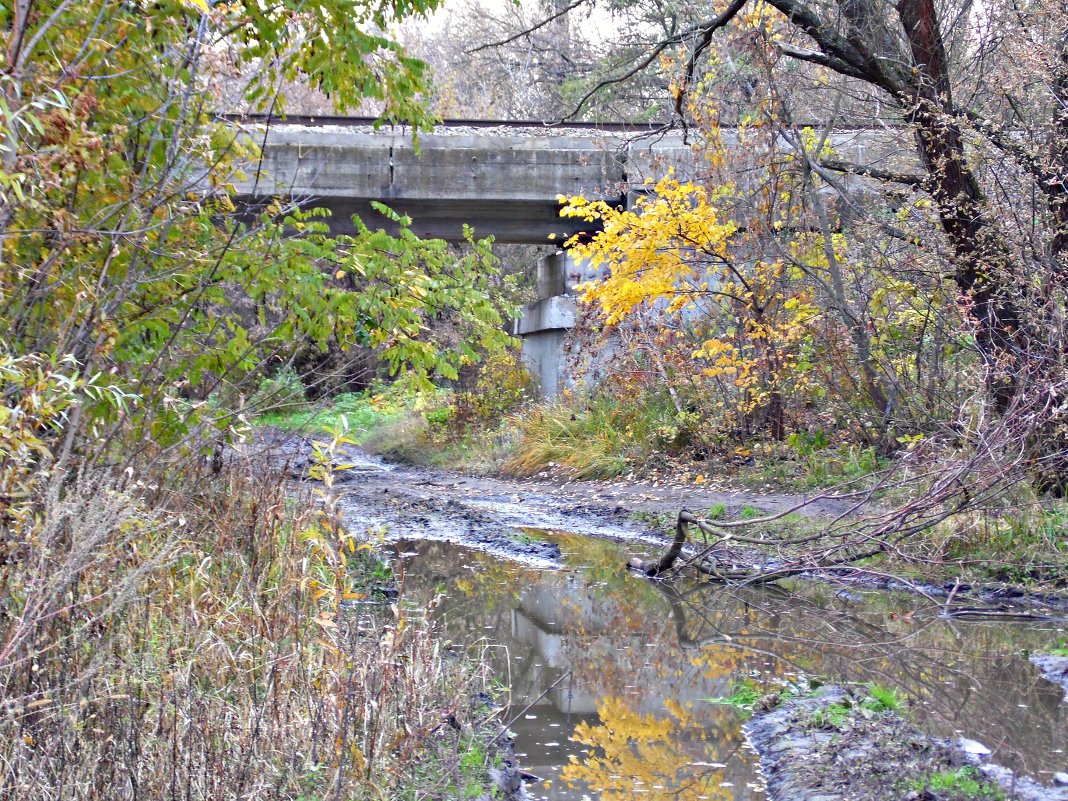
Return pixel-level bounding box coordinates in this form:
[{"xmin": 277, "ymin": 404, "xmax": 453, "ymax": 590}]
[
  {"xmin": 466, "ymin": 0, "xmax": 592, "ymax": 55},
  {"xmin": 818, "ymin": 157, "xmax": 927, "ymax": 187}
]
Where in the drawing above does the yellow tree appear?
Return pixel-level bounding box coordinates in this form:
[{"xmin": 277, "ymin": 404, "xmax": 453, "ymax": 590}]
[{"xmin": 560, "ymin": 173, "xmax": 820, "ymax": 439}]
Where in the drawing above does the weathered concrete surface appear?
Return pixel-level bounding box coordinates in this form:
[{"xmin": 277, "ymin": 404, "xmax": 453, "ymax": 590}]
[
  {"xmin": 230, "ymin": 121, "xmax": 902, "ymax": 243},
  {"xmin": 515, "ymin": 251, "xmax": 611, "ymax": 399},
  {"xmin": 232, "ymin": 125, "xmax": 634, "ymax": 242},
  {"xmin": 515, "ymin": 296, "xmax": 576, "ymax": 337},
  {"xmin": 518, "ymin": 327, "xmax": 572, "ymax": 399}
]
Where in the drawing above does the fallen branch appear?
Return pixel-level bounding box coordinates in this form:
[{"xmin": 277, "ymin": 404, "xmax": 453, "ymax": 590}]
[{"xmin": 627, "ymin": 509, "xmax": 882, "ymax": 584}]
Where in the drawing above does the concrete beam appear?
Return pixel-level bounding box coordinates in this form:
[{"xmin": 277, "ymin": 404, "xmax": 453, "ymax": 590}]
[
  {"xmin": 233, "ymin": 124, "xmax": 627, "ymax": 243},
  {"xmin": 514, "ymin": 296, "xmax": 577, "ymax": 336},
  {"xmin": 231, "ymin": 121, "xmax": 913, "ymax": 243}
]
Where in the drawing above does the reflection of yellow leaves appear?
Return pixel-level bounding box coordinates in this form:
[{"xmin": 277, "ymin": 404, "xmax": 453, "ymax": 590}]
[{"xmin": 563, "ymin": 695, "xmax": 732, "ymax": 801}]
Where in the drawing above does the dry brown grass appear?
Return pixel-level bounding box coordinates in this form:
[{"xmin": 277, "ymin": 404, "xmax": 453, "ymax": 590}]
[{"xmin": 0, "ymin": 445, "xmax": 497, "ymax": 800}]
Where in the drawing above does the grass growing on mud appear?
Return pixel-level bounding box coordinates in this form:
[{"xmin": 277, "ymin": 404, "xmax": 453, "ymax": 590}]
[
  {"xmin": 910, "ymin": 767, "xmax": 1006, "ymax": 801},
  {"xmin": 258, "ymin": 386, "xmax": 409, "ymax": 440},
  {"xmin": 0, "ymin": 436, "xmax": 501, "ymax": 799},
  {"xmin": 890, "ymin": 497, "xmax": 1068, "ymax": 590}
]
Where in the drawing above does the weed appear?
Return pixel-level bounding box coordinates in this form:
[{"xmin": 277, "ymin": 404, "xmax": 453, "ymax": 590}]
[
  {"xmin": 706, "ymin": 503, "xmax": 727, "ymax": 519},
  {"xmin": 897, "ymin": 497, "xmax": 1068, "ymax": 589},
  {"xmin": 705, "ymin": 680, "xmax": 762, "ymax": 718},
  {"xmin": 1046, "ymin": 639, "xmax": 1068, "ymax": 657},
  {"xmin": 864, "ymin": 682, "xmax": 905, "ymax": 714},
  {"xmin": 505, "ymin": 390, "xmax": 685, "ymax": 479},
  {"xmin": 740, "ymin": 505, "xmax": 764, "ymax": 520},
  {"xmin": 258, "ymin": 385, "xmax": 410, "ymax": 439},
  {"xmin": 512, "ymin": 528, "xmax": 548, "ymax": 545},
  {"xmin": 809, "ymin": 684, "xmax": 907, "ymax": 730},
  {"xmin": 747, "ymin": 441, "xmax": 890, "ymax": 491},
  {"xmin": 0, "ymin": 424, "xmax": 499, "ymax": 800},
  {"xmin": 810, "ymin": 701, "xmax": 854, "ymax": 730},
  {"xmin": 910, "ymin": 766, "xmax": 1005, "ymax": 800}
]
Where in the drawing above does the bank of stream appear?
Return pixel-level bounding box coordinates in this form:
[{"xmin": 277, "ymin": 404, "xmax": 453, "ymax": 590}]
[{"xmin": 311, "ymin": 441, "xmax": 1068, "ymax": 800}]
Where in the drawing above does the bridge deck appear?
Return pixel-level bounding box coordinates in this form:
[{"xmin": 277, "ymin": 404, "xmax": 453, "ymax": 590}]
[{"xmin": 228, "ymin": 116, "xmax": 900, "ymax": 243}]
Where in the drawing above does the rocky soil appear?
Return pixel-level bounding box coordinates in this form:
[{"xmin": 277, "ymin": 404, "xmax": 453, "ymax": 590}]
[
  {"xmin": 1030, "ymin": 654, "xmax": 1068, "ymax": 701},
  {"xmin": 744, "ymin": 686, "xmax": 1068, "ymax": 801}
]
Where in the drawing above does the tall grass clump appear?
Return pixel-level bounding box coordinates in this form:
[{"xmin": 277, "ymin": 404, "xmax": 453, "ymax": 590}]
[
  {"xmin": 0, "ymin": 389, "xmax": 498, "ymax": 800},
  {"xmin": 505, "ymin": 388, "xmax": 684, "ymax": 479}
]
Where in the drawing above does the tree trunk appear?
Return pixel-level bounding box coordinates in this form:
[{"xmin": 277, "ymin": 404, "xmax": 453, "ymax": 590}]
[{"xmin": 897, "ymin": 0, "xmax": 1026, "ymax": 415}]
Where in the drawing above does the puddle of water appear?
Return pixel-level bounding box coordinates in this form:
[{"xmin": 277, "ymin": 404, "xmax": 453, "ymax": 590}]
[{"xmin": 394, "ymin": 533, "xmax": 1068, "ymax": 801}]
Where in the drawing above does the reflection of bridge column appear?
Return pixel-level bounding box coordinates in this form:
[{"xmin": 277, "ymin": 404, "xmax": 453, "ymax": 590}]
[{"xmin": 514, "ymin": 250, "xmax": 607, "ymax": 399}]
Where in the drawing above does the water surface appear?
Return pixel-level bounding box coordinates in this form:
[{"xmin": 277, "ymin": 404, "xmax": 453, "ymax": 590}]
[{"xmin": 394, "ymin": 531, "xmax": 1068, "ymax": 800}]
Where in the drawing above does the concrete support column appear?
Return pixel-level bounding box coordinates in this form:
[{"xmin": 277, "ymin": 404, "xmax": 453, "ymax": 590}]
[{"xmin": 515, "ymin": 251, "xmax": 603, "ymax": 399}]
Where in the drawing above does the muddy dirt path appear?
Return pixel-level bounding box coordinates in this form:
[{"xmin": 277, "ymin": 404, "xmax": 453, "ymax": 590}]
[{"xmin": 245, "ymin": 433, "xmax": 855, "ymax": 566}]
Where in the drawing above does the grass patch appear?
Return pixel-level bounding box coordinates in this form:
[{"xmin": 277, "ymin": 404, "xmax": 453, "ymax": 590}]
[
  {"xmin": 749, "ymin": 439, "xmax": 889, "ymax": 491},
  {"xmin": 258, "ymin": 387, "xmax": 410, "ymax": 440},
  {"xmin": 505, "ymin": 390, "xmax": 688, "ymax": 479},
  {"xmin": 707, "ymin": 503, "xmax": 727, "ymax": 519},
  {"xmin": 1045, "ymin": 639, "xmax": 1068, "ymax": 656},
  {"xmin": 893, "ymin": 497, "xmax": 1068, "ymax": 590},
  {"xmin": 909, "ymin": 766, "xmax": 1005, "ymax": 801},
  {"xmin": 705, "ymin": 680, "xmax": 763, "ymax": 718},
  {"xmin": 740, "ymin": 504, "xmax": 765, "ymax": 520},
  {"xmin": 809, "ymin": 683, "xmax": 907, "ymax": 730}
]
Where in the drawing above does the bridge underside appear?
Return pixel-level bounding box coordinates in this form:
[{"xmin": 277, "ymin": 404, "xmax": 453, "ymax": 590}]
[{"xmin": 240, "ymin": 196, "xmax": 609, "ymax": 244}]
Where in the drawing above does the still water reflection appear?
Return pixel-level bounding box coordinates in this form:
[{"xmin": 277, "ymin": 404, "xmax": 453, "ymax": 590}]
[{"xmin": 393, "ymin": 532, "xmax": 1068, "ymax": 800}]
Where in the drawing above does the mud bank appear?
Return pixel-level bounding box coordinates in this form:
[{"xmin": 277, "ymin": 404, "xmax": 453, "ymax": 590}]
[
  {"xmin": 744, "ymin": 686, "xmax": 1068, "ymax": 801},
  {"xmin": 247, "ymin": 431, "xmax": 1068, "ymax": 611},
  {"xmin": 245, "ymin": 432, "xmax": 849, "ymax": 566}
]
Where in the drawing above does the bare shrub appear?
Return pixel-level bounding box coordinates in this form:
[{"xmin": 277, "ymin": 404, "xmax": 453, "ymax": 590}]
[{"xmin": 0, "ymin": 456, "xmax": 496, "ymax": 800}]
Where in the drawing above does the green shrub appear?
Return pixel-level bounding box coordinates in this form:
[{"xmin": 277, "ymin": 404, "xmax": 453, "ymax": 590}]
[{"xmin": 247, "ymin": 367, "xmax": 307, "ymax": 415}]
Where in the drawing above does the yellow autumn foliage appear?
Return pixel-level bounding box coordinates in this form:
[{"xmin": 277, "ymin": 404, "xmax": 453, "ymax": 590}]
[
  {"xmin": 563, "ymin": 695, "xmax": 734, "ymax": 801},
  {"xmin": 559, "ymin": 177, "xmax": 821, "ymax": 422},
  {"xmin": 561, "ymin": 174, "xmax": 738, "ymax": 326}
]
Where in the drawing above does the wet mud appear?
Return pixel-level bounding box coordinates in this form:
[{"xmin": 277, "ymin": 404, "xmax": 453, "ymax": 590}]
[
  {"xmin": 745, "ymin": 686, "xmax": 1068, "ymax": 801},
  {"xmin": 237, "ymin": 431, "xmax": 1068, "ymax": 800},
  {"xmin": 246, "ymin": 432, "xmax": 851, "ymax": 566}
]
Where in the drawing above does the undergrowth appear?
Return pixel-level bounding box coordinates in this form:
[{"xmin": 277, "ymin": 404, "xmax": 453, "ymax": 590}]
[
  {"xmin": 358, "ymin": 348, "xmax": 535, "ymax": 473},
  {"xmin": 502, "ymin": 385, "xmax": 893, "ymax": 487},
  {"xmin": 0, "ymin": 426, "xmax": 500, "ymax": 799},
  {"xmin": 504, "ymin": 390, "xmax": 681, "ymax": 479},
  {"xmin": 893, "ymin": 496, "xmax": 1068, "ymax": 589},
  {"xmin": 257, "ymin": 383, "xmax": 411, "ymax": 440},
  {"xmin": 909, "ymin": 766, "xmax": 1005, "ymax": 801}
]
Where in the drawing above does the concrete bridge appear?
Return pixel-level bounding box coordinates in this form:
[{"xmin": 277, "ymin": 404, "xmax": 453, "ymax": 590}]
[
  {"xmin": 229, "ymin": 115, "xmax": 701, "ymax": 243},
  {"xmin": 228, "ymin": 115, "xmax": 898, "ymax": 395}
]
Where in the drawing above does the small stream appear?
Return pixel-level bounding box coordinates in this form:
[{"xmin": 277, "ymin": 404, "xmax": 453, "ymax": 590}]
[{"xmin": 392, "ymin": 531, "xmax": 1068, "ymax": 801}]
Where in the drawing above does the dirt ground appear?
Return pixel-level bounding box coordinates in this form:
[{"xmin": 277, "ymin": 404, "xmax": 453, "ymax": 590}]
[
  {"xmin": 234, "ymin": 431, "xmax": 854, "ymax": 565},
  {"xmin": 745, "ymin": 686, "xmax": 1068, "ymax": 801}
]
